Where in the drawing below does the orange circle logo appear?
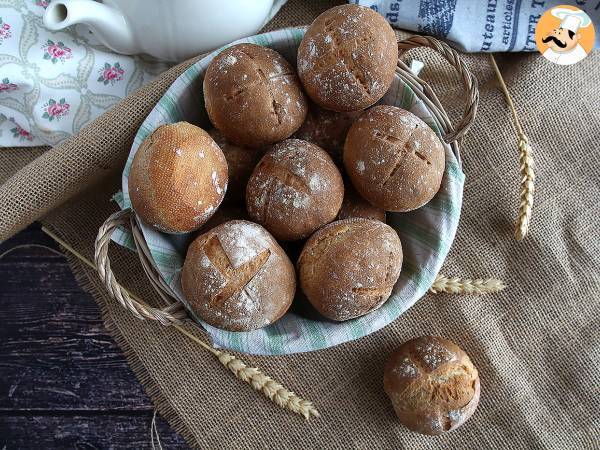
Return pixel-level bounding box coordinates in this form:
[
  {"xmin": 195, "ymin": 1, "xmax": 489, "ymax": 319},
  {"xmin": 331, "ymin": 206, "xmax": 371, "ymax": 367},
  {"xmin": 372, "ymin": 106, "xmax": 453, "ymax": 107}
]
[{"xmin": 535, "ymin": 5, "xmax": 595, "ymax": 65}]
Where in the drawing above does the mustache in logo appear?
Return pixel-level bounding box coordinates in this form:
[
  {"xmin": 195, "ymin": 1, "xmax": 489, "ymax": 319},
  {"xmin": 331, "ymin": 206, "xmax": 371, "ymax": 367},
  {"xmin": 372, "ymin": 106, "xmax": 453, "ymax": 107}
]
[{"xmin": 542, "ymin": 35, "xmax": 567, "ymax": 48}]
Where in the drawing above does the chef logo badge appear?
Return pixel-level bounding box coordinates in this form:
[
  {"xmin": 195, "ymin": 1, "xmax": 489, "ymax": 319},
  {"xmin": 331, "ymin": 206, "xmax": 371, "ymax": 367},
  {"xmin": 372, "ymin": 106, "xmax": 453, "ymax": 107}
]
[{"xmin": 535, "ymin": 5, "xmax": 594, "ymax": 65}]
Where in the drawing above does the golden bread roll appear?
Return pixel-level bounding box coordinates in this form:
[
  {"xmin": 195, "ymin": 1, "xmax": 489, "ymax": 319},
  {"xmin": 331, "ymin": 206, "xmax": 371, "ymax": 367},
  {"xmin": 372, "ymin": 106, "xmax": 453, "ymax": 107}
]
[
  {"xmin": 204, "ymin": 43, "xmax": 307, "ymax": 148},
  {"xmin": 384, "ymin": 336, "xmax": 481, "ymax": 435},
  {"xmin": 297, "ymin": 4, "xmax": 398, "ymax": 112},
  {"xmin": 344, "ymin": 106, "xmax": 445, "ymax": 212},
  {"xmin": 298, "ymin": 218, "xmax": 402, "ymax": 321},
  {"xmin": 181, "ymin": 220, "xmax": 295, "ymax": 331},
  {"xmin": 246, "ymin": 139, "xmax": 344, "ymax": 241},
  {"xmin": 128, "ymin": 122, "xmax": 227, "ymax": 233}
]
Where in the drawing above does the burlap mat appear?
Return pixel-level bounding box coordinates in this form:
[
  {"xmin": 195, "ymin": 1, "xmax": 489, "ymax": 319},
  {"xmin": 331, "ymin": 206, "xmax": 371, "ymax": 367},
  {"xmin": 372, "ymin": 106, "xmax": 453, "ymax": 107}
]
[{"xmin": 1, "ymin": 1, "xmax": 598, "ymax": 447}]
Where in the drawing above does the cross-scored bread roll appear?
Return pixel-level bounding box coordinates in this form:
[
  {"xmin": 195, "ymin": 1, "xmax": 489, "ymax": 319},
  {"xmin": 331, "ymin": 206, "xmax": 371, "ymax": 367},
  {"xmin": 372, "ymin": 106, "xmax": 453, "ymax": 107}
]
[
  {"xmin": 297, "ymin": 4, "xmax": 398, "ymax": 112},
  {"xmin": 128, "ymin": 122, "xmax": 227, "ymax": 234},
  {"xmin": 246, "ymin": 139, "xmax": 344, "ymax": 241},
  {"xmin": 384, "ymin": 336, "xmax": 481, "ymax": 435},
  {"xmin": 204, "ymin": 43, "xmax": 308, "ymax": 148},
  {"xmin": 344, "ymin": 105, "xmax": 445, "ymax": 212},
  {"xmin": 181, "ymin": 220, "xmax": 295, "ymax": 332},
  {"xmin": 297, "ymin": 218, "xmax": 402, "ymax": 321}
]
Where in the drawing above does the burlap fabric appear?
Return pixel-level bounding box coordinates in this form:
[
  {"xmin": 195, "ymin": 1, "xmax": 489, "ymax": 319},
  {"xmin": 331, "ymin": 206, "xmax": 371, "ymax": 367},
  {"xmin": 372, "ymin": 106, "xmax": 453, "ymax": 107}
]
[{"xmin": 1, "ymin": 1, "xmax": 598, "ymax": 448}]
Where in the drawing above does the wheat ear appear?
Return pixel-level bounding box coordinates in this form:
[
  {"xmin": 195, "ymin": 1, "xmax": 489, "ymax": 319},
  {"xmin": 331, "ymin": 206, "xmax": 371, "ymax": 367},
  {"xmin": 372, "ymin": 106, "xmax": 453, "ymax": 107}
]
[
  {"xmin": 515, "ymin": 137, "xmax": 535, "ymax": 240},
  {"xmin": 489, "ymin": 54, "xmax": 535, "ymax": 240},
  {"xmin": 216, "ymin": 351, "xmax": 320, "ymax": 420},
  {"xmin": 172, "ymin": 324, "xmax": 320, "ymax": 420},
  {"xmin": 430, "ymin": 274, "xmax": 506, "ymax": 294}
]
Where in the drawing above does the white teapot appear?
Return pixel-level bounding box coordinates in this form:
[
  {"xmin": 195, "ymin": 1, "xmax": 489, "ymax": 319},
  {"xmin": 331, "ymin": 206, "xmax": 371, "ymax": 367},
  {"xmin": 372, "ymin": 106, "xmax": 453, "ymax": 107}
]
[{"xmin": 43, "ymin": 0, "xmax": 277, "ymax": 62}]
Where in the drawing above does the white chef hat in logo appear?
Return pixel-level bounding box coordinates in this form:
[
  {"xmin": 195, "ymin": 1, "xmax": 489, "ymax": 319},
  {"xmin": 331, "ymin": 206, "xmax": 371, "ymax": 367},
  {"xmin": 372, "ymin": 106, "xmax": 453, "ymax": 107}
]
[{"xmin": 551, "ymin": 7, "xmax": 592, "ymax": 33}]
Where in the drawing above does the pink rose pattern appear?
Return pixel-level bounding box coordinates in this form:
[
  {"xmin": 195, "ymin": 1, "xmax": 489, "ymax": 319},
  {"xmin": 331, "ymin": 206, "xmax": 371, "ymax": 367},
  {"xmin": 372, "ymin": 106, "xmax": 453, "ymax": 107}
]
[
  {"xmin": 42, "ymin": 39, "xmax": 72, "ymax": 64},
  {"xmin": 42, "ymin": 98, "xmax": 70, "ymax": 121},
  {"xmin": 35, "ymin": 0, "xmax": 50, "ymax": 8},
  {"xmin": 0, "ymin": 77, "xmax": 17, "ymax": 92},
  {"xmin": 10, "ymin": 122, "xmax": 33, "ymax": 141},
  {"xmin": 97, "ymin": 62, "xmax": 125, "ymax": 85},
  {"xmin": 0, "ymin": 18, "xmax": 11, "ymax": 44}
]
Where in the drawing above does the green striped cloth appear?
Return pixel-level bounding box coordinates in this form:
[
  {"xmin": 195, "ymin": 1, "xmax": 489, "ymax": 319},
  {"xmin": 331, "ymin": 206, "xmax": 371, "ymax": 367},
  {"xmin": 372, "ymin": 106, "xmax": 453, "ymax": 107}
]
[{"xmin": 112, "ymin": 28, "xmax": 465, "ymax": 355}]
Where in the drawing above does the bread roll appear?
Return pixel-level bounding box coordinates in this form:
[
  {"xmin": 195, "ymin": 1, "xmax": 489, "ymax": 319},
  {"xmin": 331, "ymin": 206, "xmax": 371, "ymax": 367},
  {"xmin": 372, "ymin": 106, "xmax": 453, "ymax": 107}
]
[
  {"xmin": 246, "ymin": 139, "xmax": 344, "ymax": 241},
  {"xmin": 297, "ymin": 218, "xmax": 402, "ymax": 321},
  {"xmin": 204, "ymin": 43, "xmax": 308, "ymax": 148},
  {"xmin": 338, "ymin": 183, "xmax": 386, "ymax": 222},
  {"xmin": 292, "ymin": 102, "xmax": 361, "ymax": 165},
  {"xmin": 344, "ymin": 106, "xmax": 445, "ymax": 212},
  {"xmin": 208, "ymin": 129, "xmax": 261, "ymax": 203},
  {"xmin": 181, "ymin": 220, "xmax": 295, "ymax": 331},
  {"xmin": 297, "ymin": 4, "xmax": 398, "ymax": 112},
  {"xmin": 384, "ymin": 336, "xmax": 480, "ymax": 435},
  {"xmin": 128, "ymin": 122, "xmax": 227, "ymax": 234}
]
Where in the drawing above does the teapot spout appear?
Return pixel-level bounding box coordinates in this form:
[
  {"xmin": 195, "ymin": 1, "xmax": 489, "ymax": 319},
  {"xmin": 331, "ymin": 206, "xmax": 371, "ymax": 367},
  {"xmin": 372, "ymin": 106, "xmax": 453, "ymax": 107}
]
[{"xmin": 43, "ymin": 0, "xmax": 138, "ymax": 55}]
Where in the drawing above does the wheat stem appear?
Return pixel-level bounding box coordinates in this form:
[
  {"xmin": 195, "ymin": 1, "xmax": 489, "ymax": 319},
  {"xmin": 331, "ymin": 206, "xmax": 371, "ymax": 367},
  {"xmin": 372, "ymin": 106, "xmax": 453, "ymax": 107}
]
[
  {"xmin": 489, "ymin": 54, "xmax": 535, "ymax": 240},
  {"xmin": 430, "ymin": 274, "xmax": 506, "ymax": 294},
  {"xmin": 40, "ymin": 226, "xmax": 320, "ymax": 420},
  {"xmin": 171, "ymin": 322, "xmax": 318, "ymax": 420}
]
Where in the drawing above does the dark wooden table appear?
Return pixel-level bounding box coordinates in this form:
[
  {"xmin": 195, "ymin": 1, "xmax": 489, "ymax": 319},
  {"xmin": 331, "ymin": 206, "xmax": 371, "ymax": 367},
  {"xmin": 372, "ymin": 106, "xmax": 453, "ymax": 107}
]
[{"xmin": 0, "ymin": 223, "xmax": 188, "ymax": 449}]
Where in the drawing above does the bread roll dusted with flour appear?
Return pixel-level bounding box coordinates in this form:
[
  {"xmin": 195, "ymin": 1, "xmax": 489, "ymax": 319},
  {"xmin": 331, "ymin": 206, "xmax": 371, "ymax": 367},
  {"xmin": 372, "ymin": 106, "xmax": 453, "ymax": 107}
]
[
  {"xmin": 297, "ymin": 4, "xmax": 398, "ymax": 112},
  {"xmin": 181, "ymin": 220, "xmax": 295, "ymax": 332},
  {"xmin": 246, "ymin": 139, "xmax": 344, "ymax": 241},
  {"xmin": 204, "ymin": 43, "xmax": 308, "ymax": 148},
  {"xmin": 344, "ymin": 105, "xmax": 445, "ymax": 212},
  {"xmin": 128, "ymin": 122, "xmax": 228, "ymax": 234},
  {"xmin": 384, "ymin": 336, "xmax": 481, "ymax": 435},
  {"xmin": 297, "ymin": 218, "xmax": 402, "ymax": 321}
]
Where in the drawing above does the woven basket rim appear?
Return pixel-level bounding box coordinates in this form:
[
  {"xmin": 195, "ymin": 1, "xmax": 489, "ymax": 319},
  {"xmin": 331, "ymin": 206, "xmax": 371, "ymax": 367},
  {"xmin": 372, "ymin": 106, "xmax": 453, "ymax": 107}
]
[{"xmin": 95, "ymin": 27, "xmax": 479, "ymax": 354}]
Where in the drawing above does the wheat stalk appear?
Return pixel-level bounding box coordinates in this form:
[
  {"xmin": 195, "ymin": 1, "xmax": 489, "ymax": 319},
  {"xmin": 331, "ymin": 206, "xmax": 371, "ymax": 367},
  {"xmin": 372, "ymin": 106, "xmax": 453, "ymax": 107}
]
[
  {"xmin": 430, "ymin": 274, "xmax": 506, "ymax": 294},
  {"xmin": 171, "ymin": 324, "xmax": 319, "ymax": 420},
  {"xmin": 515, "ymin": 137, "xmax": 535, "ymax": 240},
  {"xmin": 216, "ymin": 351, "xmax": 320, "ymax": 420},
  {"xmin": 489, "ymin": 54, "xmax": 535, "ymax": 241},
  {"xmin": 40, "ymin": 227, "xmax": 320, "ymax": 421}
]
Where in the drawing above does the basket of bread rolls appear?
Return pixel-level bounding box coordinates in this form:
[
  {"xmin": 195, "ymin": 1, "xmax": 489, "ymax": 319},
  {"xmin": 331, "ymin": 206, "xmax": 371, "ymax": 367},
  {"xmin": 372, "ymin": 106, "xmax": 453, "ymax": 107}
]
[{"xmin": 95, "ymin": 4, "xmax": 478, "ymax": 356}]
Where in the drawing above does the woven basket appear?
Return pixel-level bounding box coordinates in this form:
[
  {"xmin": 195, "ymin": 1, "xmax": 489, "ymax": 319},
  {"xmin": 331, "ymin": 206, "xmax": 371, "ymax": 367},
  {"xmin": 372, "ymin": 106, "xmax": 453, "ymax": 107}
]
[{"xmin": 95, "ymin": 28, "xmax": 478, "ymax": 355}]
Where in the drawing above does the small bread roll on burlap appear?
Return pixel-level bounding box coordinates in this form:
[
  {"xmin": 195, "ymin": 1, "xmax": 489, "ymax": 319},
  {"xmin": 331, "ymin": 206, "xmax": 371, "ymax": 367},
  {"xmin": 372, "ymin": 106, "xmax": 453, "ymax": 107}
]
[
  {"xmin": 297, "ymin": 218, "xmax": 402, "ymax": 321},
  {"xmin": 204, "ymin": 43, "xmax": 308, "ymax": 148},
  {"xmin": 181, "ymin": 220, "xmax": 295, "ymax": 332},
  {"xmin": 344, "ymin": 105, "xmax": 445, "ymax": 212},
  {"xmin": 246, "ymin": 139, "xmax": 344, "ymax": 241},
  {"xmin": 208, "ymin": 129, "xmax": 261, "ymax": 203},
  {"xmin": 297, "ymin": 4, "xmax": 398, "ymax": 112},
  {"xmin": 384, "ymin": 336, "xmax": 481, "ymax": 435},
  {"xmin": 128, "ymin": 122, "xmax": 227, "ymax": 234}
]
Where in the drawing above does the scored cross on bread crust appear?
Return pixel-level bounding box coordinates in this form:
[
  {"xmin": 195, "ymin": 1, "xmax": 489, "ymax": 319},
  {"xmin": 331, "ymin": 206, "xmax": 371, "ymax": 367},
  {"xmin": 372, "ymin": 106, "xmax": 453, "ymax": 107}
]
[
  {"xmin": 181, "ymin": 220, "xmax": 296, "ymax": 332},
  {"xmin": 383, "ymin": 336, "xmax": 481, "ymax": 435},
  {"xmin": 204, "ymin": 43, "xmax": 307, "ymax": 148},
  {"xmin": 203, "ymin": 234, "xmax": 271, "ymax": 307},
  {"xmin": 298, "ymin": 218, "xmax": 403, "ymax": 321}
]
